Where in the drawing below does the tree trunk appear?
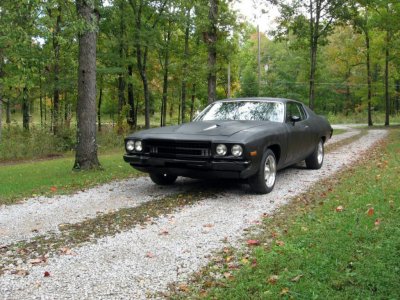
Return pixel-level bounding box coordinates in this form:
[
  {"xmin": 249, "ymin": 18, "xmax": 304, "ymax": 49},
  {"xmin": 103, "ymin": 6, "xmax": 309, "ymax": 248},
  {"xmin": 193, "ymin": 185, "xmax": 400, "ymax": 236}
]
[
  {"xmin": 161, "ymin": 22, "xmax": 171, "ymax": 127},
  {"xmin": 190, "ymin": 83, "xmax": 196, "ymax": 121},
  {"xmin": 137, "ymin": 46, "xmax": 150, "ymax": 129},
  {"xmin": 0, "ymin": 98, "xmax": 2, "ymax": 142},
  {"xmin": 39, "ymin": 70, "xmax": 44, "ymax": 127},
  {"xmin": 395, "ymin": 79, "xmax": 400, "ymax": 114},
  {"xmin": 366, "ymin": 31, "xmax": 373, "ymax": 126},
  {"xmin": 98, "ymin": 86, "xmax": 102, "ymax": 132},
  {"xmin": 181, "ymin": 9, "xmax": 190, "ymax": 123},
  {"xmin": 52, "ymin": 4, "xmax": 62, "ymax": 135},
  {"xmin": 22, "ymin": 87, "xmax": 30, "ymax": 131},
  {"xmin": 74, "ymin": 0, "xmax": 100, "ymax": 170},
  {"xmin": 384, "ymin": 29, "xmax": 390, "ymax": 127},
  {"xmin": 207, "ymin": 0, "xmax": 218, "ymax": 104},
  {"xmin": 127, "ymin": 64, "xmax": 135, "ymax": 129}
]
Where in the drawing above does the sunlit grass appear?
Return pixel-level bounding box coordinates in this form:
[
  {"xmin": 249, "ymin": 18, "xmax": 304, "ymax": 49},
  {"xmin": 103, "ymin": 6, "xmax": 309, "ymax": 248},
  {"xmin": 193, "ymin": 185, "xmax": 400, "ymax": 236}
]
[
  {"xmin": 0, "ymin": 151, "xmax": 140, "ymax": 205},
  {"xmin": 181, "ymin": 129, "xmax": 400, "ymax": 299}
]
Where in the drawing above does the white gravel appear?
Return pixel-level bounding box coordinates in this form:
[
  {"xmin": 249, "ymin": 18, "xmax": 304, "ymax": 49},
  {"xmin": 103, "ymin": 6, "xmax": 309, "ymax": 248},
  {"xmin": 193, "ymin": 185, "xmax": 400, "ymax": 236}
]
[{"xmin": 0, "ymin": 128, "xmax": 387, "ymax": 299}]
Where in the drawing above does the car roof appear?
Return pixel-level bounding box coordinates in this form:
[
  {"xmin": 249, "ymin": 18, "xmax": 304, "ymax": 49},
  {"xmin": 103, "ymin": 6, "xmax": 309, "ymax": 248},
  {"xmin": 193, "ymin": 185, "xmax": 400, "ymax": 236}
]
[{"xmin": 215, "ymin": 97, "xmax": 303, "ymax": 105}]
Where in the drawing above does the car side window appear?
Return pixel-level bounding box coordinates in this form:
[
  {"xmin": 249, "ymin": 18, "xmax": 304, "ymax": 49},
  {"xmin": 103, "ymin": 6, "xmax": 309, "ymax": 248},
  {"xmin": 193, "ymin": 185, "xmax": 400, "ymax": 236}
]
[
  {"xmin": 296, "ymin": 104, "xmax": 307, "ymax": 120},
  {"xmin": 286, "ymin": 102, "xmax": 307, "ymax": 122}
]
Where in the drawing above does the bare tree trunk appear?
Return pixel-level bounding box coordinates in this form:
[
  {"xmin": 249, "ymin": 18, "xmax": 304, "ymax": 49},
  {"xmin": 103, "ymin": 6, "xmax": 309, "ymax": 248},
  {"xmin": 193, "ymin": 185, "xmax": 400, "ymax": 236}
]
[
  {"xmin": 190, "ymin": 83, "xmax": 196, "ymax": 121},
  {"xmin": 0, "ymin": 98, "xmax": 2, "ymax": 142},
  {"xmin": 127, "ymin": 64, "xmax": 135, "ymax": 129},
  {"xmin": 366, "ymin": 31, "xmax": 373, "ymax": 126},
  {"xmin": 308, "ymin": 0, "xmax": 319, "ymax": 111},
  {"xmin": 98, "ymin": 86, "xmax": 102, "ymax": 132},
  {"xmin": 22, "ymin": 87, "xmax": 30, "ymax": 131},
  {"xmin": 207, "ymin": 0, "xmax": 218, "ymax": 104},
  {"xmin": 52, "ymin": 4, "xmax": 62, "ymax": 135},
  {"xmin": 384, "ymin": 29, "xmax": 390, "ymax": 126},
  {"xmin": 74, "ymin": 0, "xmax": 100, "ymax": 170},
  {"xmin": 395, "ymin": 79, "xmax": 400, "ymax": 114},
  {"xmin": 161, "ymin": 21, "xmax": 171, "ymax": 127},
  {"xmin": 181, "ymin": 9, "xmax": 190, "ymax": 123}
]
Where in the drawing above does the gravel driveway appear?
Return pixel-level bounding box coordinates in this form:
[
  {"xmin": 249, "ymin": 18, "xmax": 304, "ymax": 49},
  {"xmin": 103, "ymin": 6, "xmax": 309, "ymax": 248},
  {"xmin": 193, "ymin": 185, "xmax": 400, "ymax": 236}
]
[{"xmin": 0, "ymin": 127, "xmax": 386, "ymax": 299}]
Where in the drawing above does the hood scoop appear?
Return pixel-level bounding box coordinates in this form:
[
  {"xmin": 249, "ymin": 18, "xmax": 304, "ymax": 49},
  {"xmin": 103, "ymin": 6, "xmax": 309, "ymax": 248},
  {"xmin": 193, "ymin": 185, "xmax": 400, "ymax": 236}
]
[{"xmin": 203, "ymin": 124, "xmax": 220, "ymax": 131}]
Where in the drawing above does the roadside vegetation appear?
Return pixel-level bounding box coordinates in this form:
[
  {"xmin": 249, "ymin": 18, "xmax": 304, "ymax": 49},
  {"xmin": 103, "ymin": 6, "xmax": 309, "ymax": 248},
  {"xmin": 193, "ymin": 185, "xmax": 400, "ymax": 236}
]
[{"xmin": 170, "ymin": 128, "xmax": 400, "ymax": 299}]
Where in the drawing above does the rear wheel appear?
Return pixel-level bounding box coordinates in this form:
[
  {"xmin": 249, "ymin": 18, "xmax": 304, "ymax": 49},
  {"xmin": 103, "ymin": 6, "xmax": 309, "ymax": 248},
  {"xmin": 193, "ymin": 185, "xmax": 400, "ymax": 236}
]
[
  {"xmin": 149, "ymin": 172, "xmax": 177, "ymax": 185},
  {"xmin": 305, "ymin": 139, "xmax": 324, "ymax": 169},
  {"xmin": 249, "ymin": 149, "xmax": 277, "ymax": 194}
]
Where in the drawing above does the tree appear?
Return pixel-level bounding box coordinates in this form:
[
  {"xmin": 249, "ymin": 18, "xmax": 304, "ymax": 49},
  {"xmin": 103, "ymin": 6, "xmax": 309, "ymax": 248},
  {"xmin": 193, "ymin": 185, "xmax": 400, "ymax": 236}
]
[
  {"xmin": 206, "ymin": 0, "xmax": 218, "ymax": 104},
  {"xmin": 270, "ymin": 0, "xmax": 348, "ymax": 110},
  {"xmin": 73, "ymin": 0, "xmax": 100, "ymax": 170},
  {"xmin": 128, "ymin": 0, "xmax": 168, "ymax": 129}
]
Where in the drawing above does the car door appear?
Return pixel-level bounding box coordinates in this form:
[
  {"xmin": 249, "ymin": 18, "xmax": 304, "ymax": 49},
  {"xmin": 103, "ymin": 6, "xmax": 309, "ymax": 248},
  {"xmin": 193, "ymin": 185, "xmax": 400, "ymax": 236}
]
[{"xmin": 285, "ymin": 102, "xmax": 312, "ymax": 164}]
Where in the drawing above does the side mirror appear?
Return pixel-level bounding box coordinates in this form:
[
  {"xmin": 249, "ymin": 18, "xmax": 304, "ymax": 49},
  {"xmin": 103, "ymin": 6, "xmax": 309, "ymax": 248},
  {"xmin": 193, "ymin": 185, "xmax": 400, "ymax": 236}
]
[{"xmin": 290, "ymin": 115, "xmax": 301, "ymax": 124}]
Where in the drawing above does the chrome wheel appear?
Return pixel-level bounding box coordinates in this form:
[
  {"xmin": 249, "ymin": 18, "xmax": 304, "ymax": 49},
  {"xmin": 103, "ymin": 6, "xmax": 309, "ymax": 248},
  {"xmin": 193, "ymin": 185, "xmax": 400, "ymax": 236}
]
[
  {"xmin": 264, "ymin": 155, "xmax": 276, "ymax": 188},
  {"xmin": 317, "ymin": 141, "xmax": 324, "ymax": 165}
]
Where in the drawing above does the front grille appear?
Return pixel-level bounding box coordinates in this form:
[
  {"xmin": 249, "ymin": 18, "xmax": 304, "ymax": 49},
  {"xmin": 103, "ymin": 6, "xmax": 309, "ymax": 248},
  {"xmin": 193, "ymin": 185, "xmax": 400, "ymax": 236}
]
[{"xmin": 144, "ymin": 140, "xmax": 211, "ymax": 159}]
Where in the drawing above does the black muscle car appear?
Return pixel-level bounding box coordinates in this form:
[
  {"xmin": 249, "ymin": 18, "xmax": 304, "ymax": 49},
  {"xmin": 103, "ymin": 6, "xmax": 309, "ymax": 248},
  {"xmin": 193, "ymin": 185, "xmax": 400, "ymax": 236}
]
[{"xmin": 123, "ymin": 98, "xmax": 332, "ymax": 194}]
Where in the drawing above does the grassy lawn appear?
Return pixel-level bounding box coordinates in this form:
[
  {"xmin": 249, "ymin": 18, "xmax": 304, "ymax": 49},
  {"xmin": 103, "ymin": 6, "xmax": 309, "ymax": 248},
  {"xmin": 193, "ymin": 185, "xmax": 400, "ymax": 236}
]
[
  {"xmin": 178, "ymin": 128, "xmax": 400, "ymax": 299},
  {"xmin": 0, "ymin": 151, "xmax": 140, "ymax": 205}
]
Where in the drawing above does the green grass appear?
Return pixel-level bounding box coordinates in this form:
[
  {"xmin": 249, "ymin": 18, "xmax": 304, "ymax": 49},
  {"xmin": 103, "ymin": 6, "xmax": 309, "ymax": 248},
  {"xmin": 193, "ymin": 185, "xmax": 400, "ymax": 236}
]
[
  {"xmin": 183, "ymin": 129, "xmax": 400, "ymax": 299},
  {"xmin": 0, "ymin": 151, "xmax": 140, "ymax": 205}
]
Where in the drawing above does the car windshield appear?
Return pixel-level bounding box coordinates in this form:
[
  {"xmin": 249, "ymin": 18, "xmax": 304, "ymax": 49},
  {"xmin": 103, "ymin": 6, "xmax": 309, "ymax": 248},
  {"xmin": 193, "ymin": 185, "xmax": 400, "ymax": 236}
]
[{"xmin": 195, "ymin": 101, "xmax": 284, "ymax": 122}]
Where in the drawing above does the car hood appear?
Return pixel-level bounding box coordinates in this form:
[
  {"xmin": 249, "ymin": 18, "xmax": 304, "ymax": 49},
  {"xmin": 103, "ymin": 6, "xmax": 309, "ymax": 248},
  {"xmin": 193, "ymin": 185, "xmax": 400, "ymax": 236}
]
[{"xmin": 132, "ymin": 121, "xmax": 272, "ymax": 138}]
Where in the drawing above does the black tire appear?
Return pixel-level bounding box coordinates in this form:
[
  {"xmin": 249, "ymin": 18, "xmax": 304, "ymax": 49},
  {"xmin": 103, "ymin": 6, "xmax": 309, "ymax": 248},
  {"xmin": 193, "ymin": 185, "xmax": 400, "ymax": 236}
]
[
  {"xmin": 249, "ymin": 149, "xmax": 277, "ymax": 194},
  {"xmin": 305, "ymin": 139, "xmax": 324, "ymax": 169},
  {"xmin": 149, "ymin": 172, "xmax": 177, "ymax": 185}
]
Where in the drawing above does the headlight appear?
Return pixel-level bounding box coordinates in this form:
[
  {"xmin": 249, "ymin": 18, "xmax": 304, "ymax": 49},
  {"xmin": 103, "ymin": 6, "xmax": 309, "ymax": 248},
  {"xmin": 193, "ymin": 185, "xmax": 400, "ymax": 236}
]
[
  {"xmin": 231, "ymin": 145, "xmax": 243, "ymax": 157},
  {"xmin": 126, "ymin": 140, "xmax": 135, "ymax": 152},
  {"xmin": 134, "ymin": 140, "xmax": 143, "ymax": 152},
  {"xmin": 216, "ymin": 144, "xmax": 227, "ymax": 156}
]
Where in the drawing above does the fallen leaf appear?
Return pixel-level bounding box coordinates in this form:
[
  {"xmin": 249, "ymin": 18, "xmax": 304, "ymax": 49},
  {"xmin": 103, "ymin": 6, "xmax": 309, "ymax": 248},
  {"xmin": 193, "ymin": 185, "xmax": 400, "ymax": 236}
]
[
  {"xmin": 223, "ymin": 272, "xmax": 233, "ymax": 279},
  {"xmin": 158, "ymin": 229, "xmax": 169, "ymax": 236},
  {"xmin": 280, "ymin": 288, "xmax": 290, "ymax": 295},
  {"xmin": 271, "ymin": 231, "xmax": 279, "ymax": 238},
  {"xmin": 336, "ymin": 205, "xmax": 344, "ymax": 212},
  {"xmin": 241, "ymin": 258, "xmax": 249, "ymax": 264},
  {"xmin": 29, "ymin": 257, "xmax": 47, "ymax": 265},
  {"xmin": 145, "ymin": 252, "xmax": 155, "ymax": 258},
  {"xmin": 203, "ymin": 223, "xmax": 214, "ymax": 228},
  {"xmin": 267, "ymin": 275, "xmax": 279, "ymax": 285},
  {"xmin": 367, "ymin": 207, "xmax": 374, "ymax": 216},
  {"xmin": 44, "ymin": 271, "xmax": 50, "ymax": 277},
  {"xmin": 291, "ymin": 274, "xmax": 303, "ymax": 282},
  {"xmin": 226, "ymin": 256, "xmax": 232, "ymax": 262},
  {"xmin": 247, "ymin": 240, "xmax": 260, "ymax": 246},
  {"xmin": 178, "ymin": 284, "xmax": 189, "ymax": 292},
  {"xmin": 50, "ymin": 186, "xmax": 57, "ymax": 192},
  {"xmin": 251, "ymin": 259, "xmax": 258, "ymax": 268},
  {"xmin": 276, "ymin": 240, "xmax": 285, "ymax": 247},
  {"xmin": 374, "ymin": 219, "xmax": 381, "ymax": 226},
  {"xmin": 11, "ymin": 269, "xmax": 29, "ymax": 276}
]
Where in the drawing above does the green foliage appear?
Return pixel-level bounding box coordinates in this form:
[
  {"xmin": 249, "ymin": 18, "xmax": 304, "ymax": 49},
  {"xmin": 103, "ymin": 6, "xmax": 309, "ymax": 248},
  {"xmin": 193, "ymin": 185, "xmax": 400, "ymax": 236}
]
[{"xmin": 0, "ymin": 125, "xmax": 126, "ymax": 162}]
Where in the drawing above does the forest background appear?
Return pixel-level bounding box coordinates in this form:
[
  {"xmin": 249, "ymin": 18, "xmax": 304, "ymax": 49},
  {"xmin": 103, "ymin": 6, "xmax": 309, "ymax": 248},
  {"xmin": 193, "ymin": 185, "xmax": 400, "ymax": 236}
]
[{"xmin": 0, "ymin": 0, "xmax": 399, "ymax": 166}]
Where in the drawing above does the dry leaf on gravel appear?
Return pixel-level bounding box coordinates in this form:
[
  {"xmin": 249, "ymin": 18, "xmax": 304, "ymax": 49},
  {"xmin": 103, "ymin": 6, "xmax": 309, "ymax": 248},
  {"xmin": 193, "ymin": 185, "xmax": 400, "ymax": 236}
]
[
  {"xmin": 145, "ymin": 252, "xmax": 155, "ymax": 258},
  {"xmin": 247, "ymin": 240, "xmax": 260, "ymax": 246},
  {"xmin": 44, "ymin": 271, "xmax": 51, "ymax": 277}
]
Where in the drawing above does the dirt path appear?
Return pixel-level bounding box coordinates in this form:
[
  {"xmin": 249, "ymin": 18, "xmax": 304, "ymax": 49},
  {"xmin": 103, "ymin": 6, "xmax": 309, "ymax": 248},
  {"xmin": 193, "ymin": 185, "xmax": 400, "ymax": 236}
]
[{"xmin": 0, "ymin": 128, "xmax": 387, "ymax": 299}]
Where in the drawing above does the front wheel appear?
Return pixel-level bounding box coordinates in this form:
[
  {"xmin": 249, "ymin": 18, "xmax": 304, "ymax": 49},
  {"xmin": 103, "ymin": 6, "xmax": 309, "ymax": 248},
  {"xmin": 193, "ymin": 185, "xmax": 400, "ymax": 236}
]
[
  {"xmin": 149, "ymin": 172, "xmax": 177, "ymax": 185},
  {"xmin": 305, "ymin": 139, "xmax": 324, "ymax": 169},
  {"xmin": 249, "ymin": 149, "xmax": 277, "ymax": 194}
]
